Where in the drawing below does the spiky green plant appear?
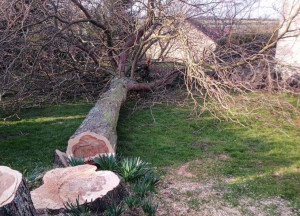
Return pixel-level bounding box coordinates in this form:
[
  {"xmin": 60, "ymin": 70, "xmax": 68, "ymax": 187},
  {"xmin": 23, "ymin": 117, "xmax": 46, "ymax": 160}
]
[
  {"xmin": 68, "ymin": 157, "xmax": 85, "ymax": 167},
  {"xmin": 133, "ymin": 179, "xmax": 152, "ymax": 198},
  {"xmin": 124, "ymin": 196, "xmax": 141, "ymax": 211},
  {"xmin": 93, "ymin": 154, "xmax": 118, "ymax": 171},
  {"xmin": 141, "ymin": 197, "xmax": 158, "ymax": 216},
  {"xmin": 63, "ymin": 199, "xmax": 92, "ymax": 216},
  {"xmin": 119, "ymin": 157, "xmax": 150, "ymax": 182},
  {"xmin": 133, "ymin": 173, "xmax": 160, "ymax": 198},
  {"xmin": 143, "ymin": 173, "xmax": 160, "ymax": 192},
  {"xmin": 104, "ymin": 203, "xmax": 124, "ymax": 216}
]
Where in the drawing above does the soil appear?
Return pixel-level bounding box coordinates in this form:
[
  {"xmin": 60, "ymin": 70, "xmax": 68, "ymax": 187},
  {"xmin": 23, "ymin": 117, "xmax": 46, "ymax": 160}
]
[{"xmin": 156, "ymin": 160, "xmax": 298, "ymax": 216}]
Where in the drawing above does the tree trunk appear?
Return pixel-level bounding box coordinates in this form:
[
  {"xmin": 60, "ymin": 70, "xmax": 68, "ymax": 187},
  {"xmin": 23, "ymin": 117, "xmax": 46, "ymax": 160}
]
[
  {"xmin": 31, "ymin": 165, "xmax": 127, "ymax": 215},
  {"xmin": 0, "ymin": 166, "xmax": 36, "ymax": 216},
  {"xmin": 67, "ymin": 78, "xmax": 128, "ymax": 161},
  {"xmin": 65, "ymin": 72, "xmax": 178, "ymax": 162}
]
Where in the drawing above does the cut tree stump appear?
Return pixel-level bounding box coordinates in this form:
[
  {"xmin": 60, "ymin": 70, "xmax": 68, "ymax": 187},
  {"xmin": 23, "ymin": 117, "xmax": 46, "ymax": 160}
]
[
  {"xmin": 0, "ymin": 166, "xmax": 36, "ymax": 216},
  {"xmin": 67, "ymin": 78, "xmax": 128, "ymax": 161},
  {"xmin": 31, "ymin": 164, "xmax": 127, "ymax": 215}
]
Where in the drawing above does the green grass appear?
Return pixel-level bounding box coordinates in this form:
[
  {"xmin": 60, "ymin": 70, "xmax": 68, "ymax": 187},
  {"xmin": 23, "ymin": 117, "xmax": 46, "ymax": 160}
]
[
  {"xmin": 0, "ymin": 104, "xmax": 92, "ymax": 171},
  {"xmin": 0, "ymin": 100, "xmax": 300, "ymax": 209},
  {"xmin": 118, "ymin": 102, "xmax": 300, "ymax": 209}
]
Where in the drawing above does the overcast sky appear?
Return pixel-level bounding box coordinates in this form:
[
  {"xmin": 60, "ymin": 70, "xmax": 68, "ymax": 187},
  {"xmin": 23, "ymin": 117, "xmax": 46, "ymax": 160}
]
[{"xmin": 251, "ymin": 0, "xmax": 283, "ymax": 19}]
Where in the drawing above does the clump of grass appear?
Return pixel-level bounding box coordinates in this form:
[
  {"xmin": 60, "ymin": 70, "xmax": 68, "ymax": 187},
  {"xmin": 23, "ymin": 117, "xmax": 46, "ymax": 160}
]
[
  {"xmin": 93, "ymin": 154, "xmax": 118, "ymax": 172},
  {"xmin": 119, "ymin": 157, "xmax": 150, "ymax": 182},
  {"xmin": 124, "ymin": 196, "xmax": 141, "ymax": 211},
  {"xmin": 141, "ymin": 197, "xmax": 158, "ymax": 216},
  {"xmin": 68, "ymin": 157, "xmax": 85, "ymax": 166},
  {"xmin": 23, "ymin": 166, "xmax": 45, "ymax": 190},
  {"xmin": 143, "ymin": 173, "xmax": 160, "ymax": 192},
  {"xmin": 63, "ymin": 199, "xmax": 92, "ymax": 216},
  {"xmin": 133, "ymin": 174, "xmax": 160, "ymax": 198},
  {"xmin": 104, "ymin": 203, "xmax": 124, "ymax": 216},
  {"xmin": 93, "ymin": 154, "xmax": 160, "ymax": 215},
  {"xmin": 133, "ymin": 180, "xmax": 153, "ymax": 199},
  {"xmin": 94, "ymin": 155, "xmax": 156, "ymax": 184}
]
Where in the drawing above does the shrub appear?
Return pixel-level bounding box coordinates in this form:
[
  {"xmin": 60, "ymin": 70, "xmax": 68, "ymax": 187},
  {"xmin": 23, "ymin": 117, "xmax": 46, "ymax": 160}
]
[
  {"xmin": 68, "ymin": 157, "xmax": 85, "ymax": 167},
  {"xmin": 63, "ymin": 199, "xmax": 92, "ymax": 216},
  {"xmin": 104, "ymin": 203, "xmax": 124, "ymax": 216},
  {"xmin": 119, "ymin": 157, "xmax": 150, "ymax": 182},
  {"xmin": 141, "ymin": 197, "xmax": 158, "ymax": 216},
  {"xmin": 93, "ymin": 154, "xmax": 118, "ymax": 171}
]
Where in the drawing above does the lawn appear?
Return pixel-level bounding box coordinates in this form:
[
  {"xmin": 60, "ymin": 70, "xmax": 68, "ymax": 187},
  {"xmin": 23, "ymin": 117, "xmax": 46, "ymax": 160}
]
[{"xmin": 0, "ymin": 100, "xmax": 300, "ymax": 213}]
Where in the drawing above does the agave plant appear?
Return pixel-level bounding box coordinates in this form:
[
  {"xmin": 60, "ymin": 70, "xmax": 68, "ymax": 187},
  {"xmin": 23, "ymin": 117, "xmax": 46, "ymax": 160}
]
[
  {"xmin": 63, "ymin": 198, "xmax": 92, "ymax": 216},
  {"xmin": 119, "ymin": 157, "xmax": 150, "ymax": 182},
  {"xmin": 68, "ymin": 157, "xmax": 85, "ymax": 167},
  {"xmin": 93, "ymin": 154, "xmax": 118, "ymax": 171}
]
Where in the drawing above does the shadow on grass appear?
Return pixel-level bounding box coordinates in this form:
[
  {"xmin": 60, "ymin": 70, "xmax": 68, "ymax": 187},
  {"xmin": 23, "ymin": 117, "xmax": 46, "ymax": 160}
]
[
  {"xmin": 117, "ymin": 102, "xmax": 300, "ymax": 208},
  {"xmin": 0, "ymin": 104, "xmax": 93, "ymax": 171},
  {"xmin": 0, "ymin": 101, "xmax": 299, "ymax": 208}
]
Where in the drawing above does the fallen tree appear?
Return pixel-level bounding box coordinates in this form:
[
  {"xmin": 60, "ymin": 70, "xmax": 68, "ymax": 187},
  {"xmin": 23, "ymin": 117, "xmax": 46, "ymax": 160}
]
[
  {"xmin": 31, "ymin": 164, "xmax": 126, "ymax": 215},
  {"xmin": 1, "ymin": 0, "xmax": 299, "ymax": 159},
  {"xmin": 67, "ymin": 78, "xmax": 128, "ymax": 160},
  {"xmin": 66, "ymin": 70, "xmax": 179, "ymax": 161},
  {"xmin": 0, "ymin": 166, "xmax": 36, "ymax": 216}
]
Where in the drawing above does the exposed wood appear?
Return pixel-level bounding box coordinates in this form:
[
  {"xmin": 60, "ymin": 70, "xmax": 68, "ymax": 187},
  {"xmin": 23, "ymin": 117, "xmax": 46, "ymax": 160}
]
[
  {"xmin": 54, "ymin": 149, "xmax": 68, "ymax": 167},
  {"xmin": 0, "ymin": 166, "xmax": 36, "ymax": 216},
  {"xmin": 66, "ymin": 71, "xmax": 180, "ymax": 162},
  {"xmin": 67, "ymin": 78, "xmax": 128, "ymax": 161},
  {"xmin": 31, "ymin": 165, "xmax": 126, "ymax": 215}
]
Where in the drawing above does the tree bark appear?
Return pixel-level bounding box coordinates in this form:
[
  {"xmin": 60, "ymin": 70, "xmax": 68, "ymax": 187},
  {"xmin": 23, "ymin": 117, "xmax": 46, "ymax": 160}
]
[
  {"xmin": 31, "ymin": 165, "xmax": 127, "ymax": 215},
  {"xmin": 67, "ymin": 78, "xmax": 128, "ymax": 161},
  {"xmin": 0, "ymin": 166, "xmax": 36, "ymax": 216},
  {"xmin": 66, "ymin": 71, "xmax": 179, "ymax": 162}
]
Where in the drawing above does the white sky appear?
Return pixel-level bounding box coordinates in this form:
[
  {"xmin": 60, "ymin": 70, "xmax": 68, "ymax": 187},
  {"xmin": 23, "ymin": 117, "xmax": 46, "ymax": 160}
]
[{"xmin": 251, "ymin": 0, "xmax": 283, "ymax": 19}]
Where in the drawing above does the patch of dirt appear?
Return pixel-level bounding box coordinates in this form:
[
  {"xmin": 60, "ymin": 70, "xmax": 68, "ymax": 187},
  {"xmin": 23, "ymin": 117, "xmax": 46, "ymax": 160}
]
[
  {"xmin": 191, "ymin": 142, "xmax": 214, "ymax": 151},
  {"xmin": 156, "ymin": 159, "xmax": 297, "ymax": 216},
  {"xmin": 176, "ymin": 163, "xmax": 196, "ymax": 178},
  {"xmin": 218, "ymin": 154, "xmax": 230, "ymax": 161}
]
